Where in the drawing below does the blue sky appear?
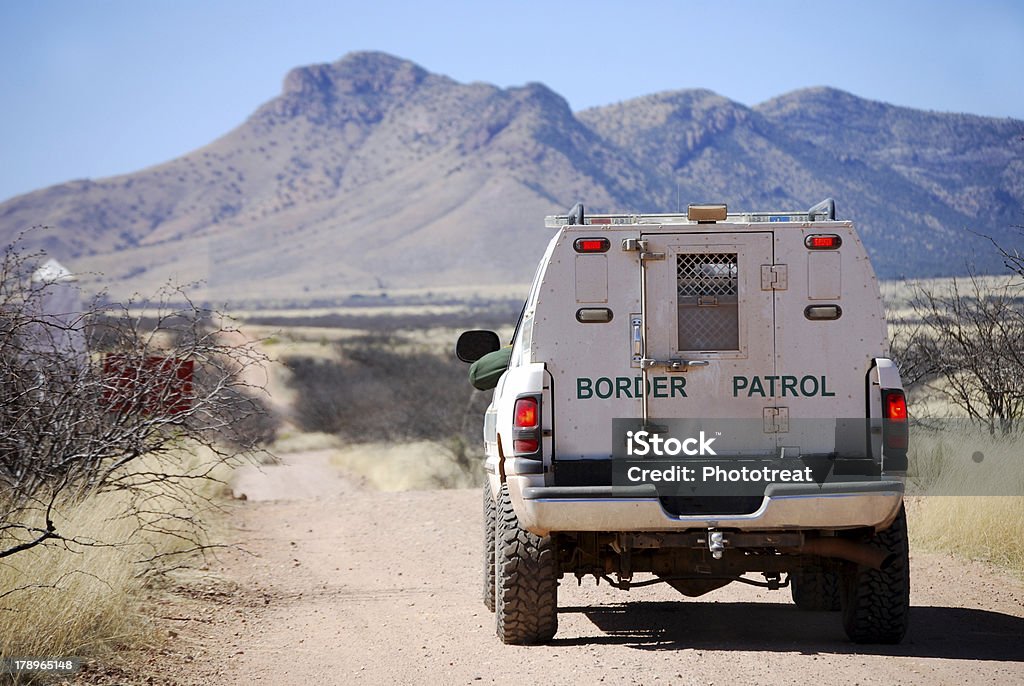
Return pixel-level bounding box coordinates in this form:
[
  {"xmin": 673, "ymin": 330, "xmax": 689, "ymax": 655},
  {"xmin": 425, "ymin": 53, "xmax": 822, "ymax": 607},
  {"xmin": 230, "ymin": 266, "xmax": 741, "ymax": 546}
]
[{"xmin": 1, "ymin": 0, "xmax": 1022, "ymax": 203}]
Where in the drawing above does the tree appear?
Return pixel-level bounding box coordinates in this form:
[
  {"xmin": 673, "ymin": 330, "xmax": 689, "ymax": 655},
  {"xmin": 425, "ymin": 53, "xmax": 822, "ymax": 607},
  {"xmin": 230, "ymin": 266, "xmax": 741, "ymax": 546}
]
[
  {"xmin": 891, "ymin": 225, "xmax": 1024, "ymax": 433},
  {"xmin": 0, "ymin": 239, "xmax": 274, "ymax": 561},
  {"xmin": 985, "ymin": 224, "xmax": 1024, "ymax": 281}
]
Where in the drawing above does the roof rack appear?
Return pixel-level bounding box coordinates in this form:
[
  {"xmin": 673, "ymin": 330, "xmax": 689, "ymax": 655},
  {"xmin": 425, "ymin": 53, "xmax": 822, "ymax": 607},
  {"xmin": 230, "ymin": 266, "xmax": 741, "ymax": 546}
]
[{"xmin": 545, "ymin": 198, "xmax": 839, "ymax": 228}]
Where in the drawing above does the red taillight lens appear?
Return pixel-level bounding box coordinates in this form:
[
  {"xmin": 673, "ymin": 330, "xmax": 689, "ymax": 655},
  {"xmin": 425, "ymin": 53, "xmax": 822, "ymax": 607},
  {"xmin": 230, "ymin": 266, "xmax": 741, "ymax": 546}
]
[
  {"xmin": 513, "ymin": 397, "xmax": 540, "ymax": 455},
  {"xmin": 573, "ymin": 237, "xmax": 610, "ymax": 253},
  {"xmin": 805, "ymin": 234, "xmax": 842, "ymax": 250},
  {"xmin": 883, "ymin": 390, "xmax": 908, "ymax": 421},
  {"xmin": 513, "ymin": 438, "xmax": 539, "ymax": 453},
  {"xmin": 514, "ymin": 398, "xmax": 538, "ymax": 428},
  {"xmin": 882, "ymin": 389, "xmax": 909, "ymax": 451}
]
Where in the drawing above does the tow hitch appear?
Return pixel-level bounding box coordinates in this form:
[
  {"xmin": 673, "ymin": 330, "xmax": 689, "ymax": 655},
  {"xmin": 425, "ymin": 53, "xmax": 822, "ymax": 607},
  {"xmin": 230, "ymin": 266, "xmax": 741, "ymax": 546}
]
[{"xmin": 708, "ymin": 529, "xmax": 725, "ymax": 559}]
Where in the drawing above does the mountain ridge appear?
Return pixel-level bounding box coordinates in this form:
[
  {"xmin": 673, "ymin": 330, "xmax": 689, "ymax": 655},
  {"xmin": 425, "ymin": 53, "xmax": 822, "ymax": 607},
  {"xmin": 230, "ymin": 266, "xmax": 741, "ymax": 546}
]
[{"xmin": 1, "ymin": 51, "xmax": 1020, "ymax": 304}]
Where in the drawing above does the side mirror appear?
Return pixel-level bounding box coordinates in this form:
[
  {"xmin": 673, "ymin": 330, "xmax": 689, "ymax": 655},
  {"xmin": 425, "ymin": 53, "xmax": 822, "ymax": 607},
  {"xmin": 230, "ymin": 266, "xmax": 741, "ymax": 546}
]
[{"xmin": 456, "ymin": 330, "xmax": 500, "ymax": 363}]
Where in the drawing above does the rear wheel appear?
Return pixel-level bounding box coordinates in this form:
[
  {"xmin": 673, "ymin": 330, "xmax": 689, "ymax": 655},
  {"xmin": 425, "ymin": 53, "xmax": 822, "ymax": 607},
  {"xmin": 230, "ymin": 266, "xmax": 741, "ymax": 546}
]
[
  {"xmin": 791, "ymin": 565, "xmax": 841, "ymax": 611},
  {"xmin": 840, "ymin": 504, "xmax": 910, "ymax": 644},
  {"xmin": 483, "ymin": 484, "xmax": 496, "ymax": 612},
  {"xmin": 495, "ymin": 483, "xmax": 558, "ymax": 644}
]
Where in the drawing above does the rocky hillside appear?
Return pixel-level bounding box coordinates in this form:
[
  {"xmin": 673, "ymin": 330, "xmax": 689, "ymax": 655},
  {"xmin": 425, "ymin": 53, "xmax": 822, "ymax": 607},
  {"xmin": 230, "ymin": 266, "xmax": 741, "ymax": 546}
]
[
  {"xmin": 1, "ymin": 51, "xmax": 1020, "ymax": 304},
  {"xmin": 580, "ymin": 88, "xmax": 1022, "ymax": 279}
]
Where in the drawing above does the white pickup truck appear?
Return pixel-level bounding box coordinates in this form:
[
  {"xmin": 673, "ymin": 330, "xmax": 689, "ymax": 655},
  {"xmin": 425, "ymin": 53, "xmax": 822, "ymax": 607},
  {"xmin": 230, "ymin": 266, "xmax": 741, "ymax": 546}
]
[{"xmin": 458, "ymin": 200, "xmax": 910, "ymax": 646}]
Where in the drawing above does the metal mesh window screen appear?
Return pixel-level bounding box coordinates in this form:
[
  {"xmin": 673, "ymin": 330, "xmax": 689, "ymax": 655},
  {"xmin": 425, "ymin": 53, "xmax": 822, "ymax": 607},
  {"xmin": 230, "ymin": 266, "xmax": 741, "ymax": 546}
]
[{"xmin": 677, "ymin": 253, "xmax": 739, "ymax": 350}]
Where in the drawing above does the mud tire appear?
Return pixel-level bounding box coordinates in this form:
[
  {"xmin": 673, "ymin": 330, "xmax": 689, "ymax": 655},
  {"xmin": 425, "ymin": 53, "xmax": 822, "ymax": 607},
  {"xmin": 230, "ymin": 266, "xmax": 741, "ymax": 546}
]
[
  {"xmin": 483, "ymin": 483, "xmax": 496, "ymax": 612},
  {"xmin": 791, "ymin": 565, "xmax": 841, "ymax": 611},
  {"xmin": 494, "ymin": 483, "xmax": 558, "ymax": 644},
  {"xmin": 840, "ymin": 504, "xmax": 910, "ymax": 644}
]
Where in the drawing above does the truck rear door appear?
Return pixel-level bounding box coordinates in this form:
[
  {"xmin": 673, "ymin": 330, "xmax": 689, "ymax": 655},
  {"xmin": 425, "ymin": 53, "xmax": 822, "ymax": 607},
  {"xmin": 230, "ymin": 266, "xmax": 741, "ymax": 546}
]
[{"xmin": 639, "ymin": 230, "xmax": 779, "ymax": 455}]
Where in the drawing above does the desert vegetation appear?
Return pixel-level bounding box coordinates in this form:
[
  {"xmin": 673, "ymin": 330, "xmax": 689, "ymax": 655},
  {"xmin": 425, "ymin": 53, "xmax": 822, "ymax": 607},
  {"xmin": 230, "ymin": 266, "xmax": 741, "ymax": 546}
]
[
  {"xmin": 251, "ymin": 302, "xmax": 519, "ymax": 490},
  {"xmin": 888, "ymin": 228, "xmax": 1024, "ymax": 573},
  {"xmin": 3, "ymin": 219, "xmax": 1023, "ymax": 678},
  {"xmin": 232, "ymin": 238, "xmax": 1024, "ymax": 574},
  {"xmin": 0, "ymin": 239, "xmax": 275, "ymax": 678}
]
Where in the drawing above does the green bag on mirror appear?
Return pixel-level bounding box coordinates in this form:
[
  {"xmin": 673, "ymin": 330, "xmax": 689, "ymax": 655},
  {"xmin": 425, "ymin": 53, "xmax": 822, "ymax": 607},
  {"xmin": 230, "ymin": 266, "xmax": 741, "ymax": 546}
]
[{"xmin": 468, "ymin": 347, "xmax": 512, "ymax": 391}]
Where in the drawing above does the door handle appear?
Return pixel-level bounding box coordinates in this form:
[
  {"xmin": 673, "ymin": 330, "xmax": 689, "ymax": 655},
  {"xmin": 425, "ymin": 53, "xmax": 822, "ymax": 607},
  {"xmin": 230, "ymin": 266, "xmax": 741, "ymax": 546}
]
[{"xmin": 640, "ymin": 358, "xmax": 710, "ymax": 371}]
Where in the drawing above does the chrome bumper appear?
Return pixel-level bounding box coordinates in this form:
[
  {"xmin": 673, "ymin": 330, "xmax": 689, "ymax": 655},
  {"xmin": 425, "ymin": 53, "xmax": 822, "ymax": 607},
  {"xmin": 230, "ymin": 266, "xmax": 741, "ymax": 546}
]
[{"xmin": 507, "ymin": 476, "xmax": 904, "ymax": 536}]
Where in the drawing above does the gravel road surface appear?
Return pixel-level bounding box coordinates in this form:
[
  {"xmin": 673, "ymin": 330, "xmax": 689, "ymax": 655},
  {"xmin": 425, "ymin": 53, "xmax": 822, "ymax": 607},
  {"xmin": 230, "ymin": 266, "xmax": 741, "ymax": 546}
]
[{"xmin": 98, "ymin": 451, "xmax": 1024, "ymax": 685}]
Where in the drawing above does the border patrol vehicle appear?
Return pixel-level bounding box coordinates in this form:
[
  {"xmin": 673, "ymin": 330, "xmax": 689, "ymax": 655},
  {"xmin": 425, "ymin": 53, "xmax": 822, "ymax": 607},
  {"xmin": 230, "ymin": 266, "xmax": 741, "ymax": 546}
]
[{"xmin": 457, "ymin": 199, "xmax": 909, "ymax": 646}]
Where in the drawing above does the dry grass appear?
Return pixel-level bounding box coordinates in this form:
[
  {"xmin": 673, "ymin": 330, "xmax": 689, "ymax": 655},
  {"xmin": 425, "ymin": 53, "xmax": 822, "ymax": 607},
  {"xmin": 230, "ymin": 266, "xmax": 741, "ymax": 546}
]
[
  {"xmin": 268, "ymin": 430, "xmax": 481, "ymax": 491},
  {"xmin": 881, "ymin": 280, "xmax": 1024, "ymax": 575},
  {"xmin": 0, "ymin": 492, "xmax": 149, "ymax": 666},
  {"xmin": 0, "ymin": 448, "xmax": 236, "ymax": 678},
  {"xmin": 329, "ymin": 440, "xmax": 478, "ymax": 491},
  {"xmin": 906, "ymin": 424, "xmax": 1024, "ymax": 574},
  {"xmin": 909, "ymin": 496, "xmax": 1024, "ymax": 574},
  {"xmin": 880, "ymin": 274, "xmax": 1020, "ymax": 317},
  {"xmin": 270, "ymin": 430, "xmax": 345, "ymax": 454}
]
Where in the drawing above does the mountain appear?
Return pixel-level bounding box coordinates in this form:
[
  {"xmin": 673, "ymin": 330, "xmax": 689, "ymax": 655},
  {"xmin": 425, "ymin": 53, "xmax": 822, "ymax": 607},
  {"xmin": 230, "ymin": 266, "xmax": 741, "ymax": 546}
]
[
  {"xmin": 1, "ymin": 52, "xmax": 1021, "ymax": 305},
  {"xmin": 579, "ymin": 88, "xmax": 1023, "ymax": 279}
]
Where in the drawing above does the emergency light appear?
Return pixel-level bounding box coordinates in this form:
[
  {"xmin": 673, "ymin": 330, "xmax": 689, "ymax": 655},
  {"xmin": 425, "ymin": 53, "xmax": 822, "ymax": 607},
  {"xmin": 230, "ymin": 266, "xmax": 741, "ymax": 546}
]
[{"xmin": 687, "ymin": 203, "xmax": 728, "ymax": 222}]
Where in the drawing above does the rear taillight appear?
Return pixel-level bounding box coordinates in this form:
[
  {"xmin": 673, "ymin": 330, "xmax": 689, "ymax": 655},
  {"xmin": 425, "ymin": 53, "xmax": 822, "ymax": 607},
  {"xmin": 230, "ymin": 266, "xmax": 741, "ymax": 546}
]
[
  {"xmin": 882, "ymin": 389, "xmax": 909, "ymax": 451},
  {"xmin": 573, "ymin": 237, "xmax": 610, "ymax": 253},
  {"xmin": 514, "ymin": 398, "xmax": 538, "ymax": 428},
  {"xmin": 884, "ymin": 390, "xmax": 908, "ymax": 421},
  {"xmin": 805, "ymin": 234, "xmax": 842, "ymax": 250},
  {"xmin": 513, "ymin": 396, "xmax": 541, "ymax": 455}
]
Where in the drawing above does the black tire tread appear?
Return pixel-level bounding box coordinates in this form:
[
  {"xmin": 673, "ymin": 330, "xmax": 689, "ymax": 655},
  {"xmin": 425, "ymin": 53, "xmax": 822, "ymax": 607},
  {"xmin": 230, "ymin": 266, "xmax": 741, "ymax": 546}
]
[
  {"xmin": 841, "ymin": 504, "xmax": 911, "ymax": 644},
  {"xmin": 483, "ymin": 484, "xmax": 496, "ymax": 612},
  {"xmin": 495, "ymin": 483, "xmax": 558, "ymax": 644},
  {"xmin": 791, "ymin": 565, "xmax": 841, "ymax": 611}
]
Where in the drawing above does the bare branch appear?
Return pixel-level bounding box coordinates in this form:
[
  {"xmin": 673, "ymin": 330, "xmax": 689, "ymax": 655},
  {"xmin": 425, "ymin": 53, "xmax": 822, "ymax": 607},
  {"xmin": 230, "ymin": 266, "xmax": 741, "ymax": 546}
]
[{"xmin": 0, "ymin": 233, "xmax": 278, "ymax": 566}]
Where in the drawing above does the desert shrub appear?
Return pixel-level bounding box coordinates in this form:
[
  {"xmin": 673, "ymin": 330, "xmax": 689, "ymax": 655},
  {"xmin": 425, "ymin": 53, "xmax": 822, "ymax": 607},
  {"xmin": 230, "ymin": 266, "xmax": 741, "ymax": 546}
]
[
  {"xmin": 0, "ymin": 449, "xmax": 236, "ymax": 679},
  {"xmin": 887, "ymin": 227, "xmax": 1024, "ymax": 573},
  {"xmin": 0, "ymin": 235, "xmax": 274, "ymax": 677},
  {"xmin": 284, "ymin": 332, "xmax": 489, "ymax": 479},
  {"xmin": 0, "ymin": 236, "xmax": 270, "ymax": 568}
]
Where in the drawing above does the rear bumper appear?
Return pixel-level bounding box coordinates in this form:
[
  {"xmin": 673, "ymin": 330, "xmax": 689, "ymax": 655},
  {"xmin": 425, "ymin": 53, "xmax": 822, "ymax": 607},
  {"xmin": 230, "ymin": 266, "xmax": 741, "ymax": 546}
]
[{"xmin": 507, "ymin": 476, "xmax": 904, "ymax": 536}]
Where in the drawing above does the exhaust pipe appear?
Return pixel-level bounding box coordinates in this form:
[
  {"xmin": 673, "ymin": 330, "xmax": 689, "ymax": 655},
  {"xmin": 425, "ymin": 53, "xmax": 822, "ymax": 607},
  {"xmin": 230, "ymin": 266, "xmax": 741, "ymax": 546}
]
[{"xmin": 793, "ymin": 538, "xmax": 896, "ymax": 571}]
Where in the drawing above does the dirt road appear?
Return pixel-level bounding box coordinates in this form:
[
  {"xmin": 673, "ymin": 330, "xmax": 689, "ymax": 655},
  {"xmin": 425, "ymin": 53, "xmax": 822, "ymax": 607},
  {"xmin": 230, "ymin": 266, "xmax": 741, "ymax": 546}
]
[{"xmin": 119, "ymin": 451, "xmax": 1024, "ymax": 685}]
